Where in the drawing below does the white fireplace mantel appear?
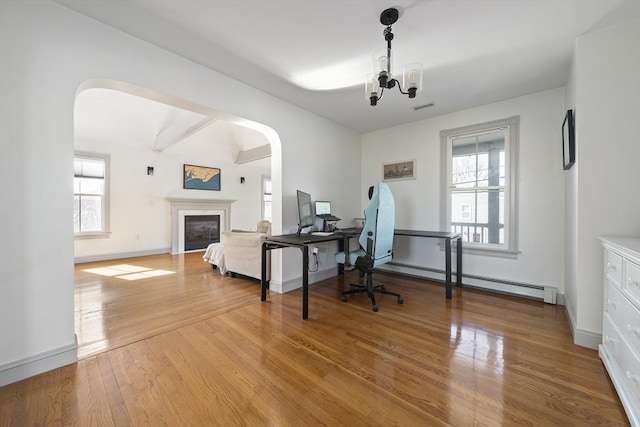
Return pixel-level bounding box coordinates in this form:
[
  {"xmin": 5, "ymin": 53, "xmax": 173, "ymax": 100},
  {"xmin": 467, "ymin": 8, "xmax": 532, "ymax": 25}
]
[{"xmin": 167, "ymin": 198, "xmax": 236, "ymax": 254}]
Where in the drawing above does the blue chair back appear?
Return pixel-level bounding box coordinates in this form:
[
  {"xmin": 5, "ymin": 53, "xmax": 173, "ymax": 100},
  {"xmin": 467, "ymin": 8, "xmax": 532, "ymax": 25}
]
[{"xmin": 359, "ymin": 182, "xmax": 395, "ymax": 268}]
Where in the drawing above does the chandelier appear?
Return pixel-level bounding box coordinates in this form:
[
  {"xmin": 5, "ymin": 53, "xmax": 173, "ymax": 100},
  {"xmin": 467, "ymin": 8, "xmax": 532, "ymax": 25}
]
[{"xmin": 366, "ymin": 8, "xmax": 423, "ymax": 106}]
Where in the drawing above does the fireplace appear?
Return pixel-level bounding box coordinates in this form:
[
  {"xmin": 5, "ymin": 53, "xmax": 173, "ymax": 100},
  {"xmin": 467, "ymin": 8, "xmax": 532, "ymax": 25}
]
[
  {"xmin": 167, "ymin": 198, "xmax": 235, "ymax": 254},
  {"xmin": 184, "ymin": 215, "xmax": 220, "ymax": 251}
]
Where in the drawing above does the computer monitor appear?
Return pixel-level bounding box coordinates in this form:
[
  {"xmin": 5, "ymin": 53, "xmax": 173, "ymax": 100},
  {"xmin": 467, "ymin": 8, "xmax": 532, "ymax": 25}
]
[
  {"xmin": 296, "ymin": 190, "xmax": 314, "ymax": 235},
  {"xmin": 315, "ymin": 201, "xmax": 331, "ymax": 216}
]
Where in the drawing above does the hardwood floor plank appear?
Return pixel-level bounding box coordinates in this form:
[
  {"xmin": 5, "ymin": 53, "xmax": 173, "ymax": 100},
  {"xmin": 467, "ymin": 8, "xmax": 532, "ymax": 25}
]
[{"xmin": 0, "ymin": 252, "xmax": 630, "ymax": 426}]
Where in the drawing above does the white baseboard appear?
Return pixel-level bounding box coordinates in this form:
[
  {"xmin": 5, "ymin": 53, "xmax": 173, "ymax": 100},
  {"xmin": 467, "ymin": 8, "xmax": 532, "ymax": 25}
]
[
  {"xmin": 565, "ymin": 302, "xmax": 602, "ymax": 349},
  {"xmin": 75, "ymin": 248, "xmax": 171, "ymax": 264},
  {"xmin": 0, "ymin": 339, "xmax": 78, "ymax": 386}
]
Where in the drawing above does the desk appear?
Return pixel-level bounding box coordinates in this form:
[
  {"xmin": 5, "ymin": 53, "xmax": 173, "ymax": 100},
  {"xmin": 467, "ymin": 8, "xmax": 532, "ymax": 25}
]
[
  {"xmin": 261, "ymin": 229, "xmax": 462, "ymax": 319},
  {"xmin": 261, "ymin": 233, "xmax": 343, "ymax": 319}
]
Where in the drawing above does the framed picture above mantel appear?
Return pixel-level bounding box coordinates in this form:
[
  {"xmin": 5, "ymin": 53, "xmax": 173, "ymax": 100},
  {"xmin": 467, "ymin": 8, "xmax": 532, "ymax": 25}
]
[
  {"xmin": 183, "ymin": 164, "xmax": 221, "ymax": 191},
  {"xmin": 562, "ymin": 109, "xmax": 575, "ymax": 170}
]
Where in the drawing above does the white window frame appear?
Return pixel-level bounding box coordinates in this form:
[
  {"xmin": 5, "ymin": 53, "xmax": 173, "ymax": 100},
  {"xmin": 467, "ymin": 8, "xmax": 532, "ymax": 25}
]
[
  {"xmin": 440, "ymin": 116, "xmax": 519, "ymax": 258},
  {"xmin": 74, "ymin": 152, "xmax": 110, "ymax": 239}
]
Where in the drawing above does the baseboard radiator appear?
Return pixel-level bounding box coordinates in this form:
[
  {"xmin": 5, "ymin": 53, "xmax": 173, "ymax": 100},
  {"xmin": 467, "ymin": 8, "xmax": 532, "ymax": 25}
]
[{"xmin": 378, "ymin": 261, "xmax": 559, "ymax": 304}]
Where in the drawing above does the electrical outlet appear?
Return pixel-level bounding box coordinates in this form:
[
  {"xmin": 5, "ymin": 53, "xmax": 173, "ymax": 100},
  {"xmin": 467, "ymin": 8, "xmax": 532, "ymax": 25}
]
[{"xmin": 312, "ymin": 246, "xmax": 319, "ymax": 254}]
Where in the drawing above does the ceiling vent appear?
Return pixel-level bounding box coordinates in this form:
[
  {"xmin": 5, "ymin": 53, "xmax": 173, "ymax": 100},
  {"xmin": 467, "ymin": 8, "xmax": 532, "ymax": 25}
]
[{"xmin": 413, "ymin": 102, "xmax": 435, "ymax": 111}]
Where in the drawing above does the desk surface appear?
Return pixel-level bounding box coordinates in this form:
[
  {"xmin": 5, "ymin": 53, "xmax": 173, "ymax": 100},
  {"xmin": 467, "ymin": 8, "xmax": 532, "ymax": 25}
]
[
  {"xmin": 337, "ymin": 227, "xmax": 461, "ymax": 240},
  {"xmin": 265, "ymin": 229, "xmax": 461, "ymax": 244},
  {"xmin": 264, "ymin": 233, "xmax": 343, "ymax": 246}
]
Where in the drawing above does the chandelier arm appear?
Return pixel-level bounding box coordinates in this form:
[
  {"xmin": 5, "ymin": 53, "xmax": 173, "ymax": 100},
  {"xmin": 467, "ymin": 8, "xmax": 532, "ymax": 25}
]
[{"xmin": 392, "ymin": 79, "xmax": 409, "ymax": 95}]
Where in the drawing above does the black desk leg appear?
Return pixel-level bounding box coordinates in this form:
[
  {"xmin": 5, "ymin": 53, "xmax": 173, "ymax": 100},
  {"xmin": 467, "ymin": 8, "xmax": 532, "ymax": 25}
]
[
  {"xmin": 445, "ymin": 238, "xmax": 452, "ymax": 299},
  {"xmin": 302, "ymin": 247, "xmax": 309, "ymax": 319},
  {"xmin": 456, "ymin": 237, "xmax": 462, "ymax": 287},
  {"xmin": 337, "ymin": 237, "xmax": 345, "ymax": 275},
  {"xmin": 261, "ymin": 242, "xmax": 268, "ymax": 301}
]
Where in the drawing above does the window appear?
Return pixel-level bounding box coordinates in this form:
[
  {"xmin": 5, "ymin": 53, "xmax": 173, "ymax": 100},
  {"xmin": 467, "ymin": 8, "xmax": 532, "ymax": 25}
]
[
  {"xmin": 74, "ymin": 153, "xmax": 109, "ymax": 237},
  {"xmin": 461, "ymin": 204, "xmax": 471, "ymax": 220},
  {"xmin": 262, "ymin": 176, "xmax": 272, "ymax": 221},
  {"xmin": 441, "ymin": 116, "xmax": 519, "ymax": 257}
]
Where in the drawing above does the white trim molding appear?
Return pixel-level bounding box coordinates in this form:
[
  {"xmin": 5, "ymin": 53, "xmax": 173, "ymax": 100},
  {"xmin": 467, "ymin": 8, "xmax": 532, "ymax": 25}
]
[
  {"xmin": 167, "ymin": 198, "xmax": 235, "ymax": 254},
  {"xmin": 0, "ymin": 340, "xmax": 78, "ymax": 386}
]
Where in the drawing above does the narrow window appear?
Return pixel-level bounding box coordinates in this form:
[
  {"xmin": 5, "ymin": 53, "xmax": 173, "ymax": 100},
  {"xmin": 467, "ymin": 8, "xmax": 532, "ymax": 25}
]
[
  {"xmin": 262, "ymin": 176, "xmax": 272, "ymax": 221},
  {"xmin": 441, "ymin": 116, "xmax": 519, "ymax": 257},
  {"xmin": 74, "ymin": 153, "xmax": 109, "ymax": 237}
]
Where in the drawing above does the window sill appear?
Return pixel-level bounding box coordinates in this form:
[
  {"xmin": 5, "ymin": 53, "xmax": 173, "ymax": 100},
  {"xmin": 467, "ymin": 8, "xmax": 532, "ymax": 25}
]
[
  {"xmin": 75, "ymin": 232, "xmax": 111, "ymax": 240},
  {"xmin": 439, "ymin": 241, "xmax": 520, "ymax": 259}
]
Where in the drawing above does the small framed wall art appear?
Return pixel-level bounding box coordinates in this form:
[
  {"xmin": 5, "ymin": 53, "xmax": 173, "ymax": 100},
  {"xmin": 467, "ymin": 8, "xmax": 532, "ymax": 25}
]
[
  {"xmin": 183, "ymin": 164, "xmax": 221, "ymax": 191},
  {"xmin": 383, "ymin": 159, "xmax": 416, "ymax": 181},
  {"xmin": 562, "ymin": 109, "xmax": 575, "ymax": 170}
]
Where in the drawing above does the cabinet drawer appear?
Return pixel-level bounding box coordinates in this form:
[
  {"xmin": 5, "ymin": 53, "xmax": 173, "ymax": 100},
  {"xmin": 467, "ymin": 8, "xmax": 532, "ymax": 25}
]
[
  {"xmin": 604, "ymin": 312, "xmax": 640, "ymax": 411},
  {"xmin": 603, "ymin": 312, "xmax": 626, "ymax": 366},
  {"xmin": 608, "ymin": 280, "xmax": 640, "ymax": 357},
  {"xmin": 605, "ymin": 249, "xmax": 624, "ymax": 288},
  {"xmin": 625, "ymin": 259, "xmax": 640, "ymax": 308},
  {"xmin": 606, "ymin": 279, "xmax": 627, "ymax": 319},
  {"xmin": 620, "ymin": 340, "xmax": 640, "ymax": 412}
]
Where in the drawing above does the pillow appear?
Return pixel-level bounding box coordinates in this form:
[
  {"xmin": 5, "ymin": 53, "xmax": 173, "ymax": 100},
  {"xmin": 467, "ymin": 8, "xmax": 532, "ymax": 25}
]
[{"xmin": 256, "ymin": 220, "xmax": 271, "ymax": 235}]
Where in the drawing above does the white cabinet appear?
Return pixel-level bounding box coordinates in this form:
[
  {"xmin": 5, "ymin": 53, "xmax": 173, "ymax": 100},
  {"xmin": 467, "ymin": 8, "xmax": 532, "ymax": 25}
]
[{"xmin": 600, "ymin": 237, "xmax": 640, "ymax": 427}]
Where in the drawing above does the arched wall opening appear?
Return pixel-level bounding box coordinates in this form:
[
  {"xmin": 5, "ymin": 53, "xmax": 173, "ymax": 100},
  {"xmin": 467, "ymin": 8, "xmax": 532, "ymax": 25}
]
[
  {"xmin": 73, "ymin": 79, "xmax": 282, "ymax": 256},
  {"xmin": 1, "ymin": 1, "xmax": 360, "ymax": 386}
]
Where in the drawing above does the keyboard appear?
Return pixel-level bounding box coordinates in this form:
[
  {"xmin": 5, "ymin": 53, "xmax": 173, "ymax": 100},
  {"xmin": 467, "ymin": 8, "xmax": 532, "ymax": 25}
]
[{"xmin": 311, "ymin": 232, "xmax": 334, "ymax": 236}]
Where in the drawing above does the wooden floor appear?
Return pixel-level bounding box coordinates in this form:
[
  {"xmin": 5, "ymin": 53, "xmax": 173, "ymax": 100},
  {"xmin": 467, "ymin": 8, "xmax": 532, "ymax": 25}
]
[{"xmin": 0, "ymin": 252, "xmax": 630, "ymax": 426}]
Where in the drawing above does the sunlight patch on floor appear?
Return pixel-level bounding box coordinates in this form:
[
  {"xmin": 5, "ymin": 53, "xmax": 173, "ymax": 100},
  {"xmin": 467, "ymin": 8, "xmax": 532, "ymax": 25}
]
[
  {"xmin": 118, "ymin": 270, "xmax": 175, "ymax": 281},
  {"xmin": 83, "ymin": 264, "xmax": 175, "ymax": 280}
]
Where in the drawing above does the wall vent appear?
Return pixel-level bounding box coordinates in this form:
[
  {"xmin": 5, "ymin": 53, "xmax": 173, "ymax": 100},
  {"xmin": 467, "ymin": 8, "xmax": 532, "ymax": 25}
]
[{"xmin": 413, "ymin": 102, "xmax": 435, "ymax": 111}]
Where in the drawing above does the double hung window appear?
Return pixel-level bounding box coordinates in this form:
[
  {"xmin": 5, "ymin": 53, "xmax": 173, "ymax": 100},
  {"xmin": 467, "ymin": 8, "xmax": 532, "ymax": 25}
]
[
  {"xmin": 441, "ymin": 116, "xmax": 519, "ymax": 257},
  {"xmin": 262, "ymin": 176, "xmax": 272, "ymax": 221},
  {"xmin": 74, "ymin": 153, "xmax": 109, "ymax": 237}
]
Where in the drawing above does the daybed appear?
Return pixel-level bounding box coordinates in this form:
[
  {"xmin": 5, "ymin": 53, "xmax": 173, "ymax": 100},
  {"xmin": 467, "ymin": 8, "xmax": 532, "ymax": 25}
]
[{"xmin": 203, "ymin": 220, "xmax": 271, "ymax": 280}]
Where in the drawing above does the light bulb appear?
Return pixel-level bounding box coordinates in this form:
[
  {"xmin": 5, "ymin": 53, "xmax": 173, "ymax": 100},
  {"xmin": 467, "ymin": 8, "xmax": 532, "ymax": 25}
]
[{"xmin": 403, "ymin": 63, "xmax": 423, "ymax": 90}]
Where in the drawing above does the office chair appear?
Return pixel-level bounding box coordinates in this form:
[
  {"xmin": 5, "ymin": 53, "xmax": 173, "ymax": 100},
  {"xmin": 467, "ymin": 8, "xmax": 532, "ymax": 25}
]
[{"xmin": 334, "ymin": 182, "xmax": 403, "ymax": 312}]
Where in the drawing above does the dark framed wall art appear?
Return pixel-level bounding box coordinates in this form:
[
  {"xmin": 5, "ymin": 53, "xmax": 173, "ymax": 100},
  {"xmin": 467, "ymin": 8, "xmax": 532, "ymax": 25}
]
[
  {"xmin": 562, "ymin": 109, "xmax": 575, "ymax": 170},
  {"xmin": 183, "ymin": 164, "xmax": 221, "ymax": 191}
]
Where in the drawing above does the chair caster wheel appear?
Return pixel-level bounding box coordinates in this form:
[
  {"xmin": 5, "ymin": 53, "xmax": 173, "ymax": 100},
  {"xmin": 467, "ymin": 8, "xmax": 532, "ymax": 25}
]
[
  {"xmin": 398, "ymin": 297, "xmax": 404, "ymax": 304},
  {"xmin": 341, "ymin": 295, "xmax": 348, "ymax": 302},
  {"xmin": 372, "ymin": 305, "xmax": 379, "ymax": 312}
]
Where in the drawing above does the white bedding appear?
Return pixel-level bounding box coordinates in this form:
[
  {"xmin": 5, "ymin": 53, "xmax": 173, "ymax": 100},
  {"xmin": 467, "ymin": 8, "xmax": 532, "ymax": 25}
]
[{"xmin": 202, "ymin": 242, "xmax": 226, "ymax": 275}]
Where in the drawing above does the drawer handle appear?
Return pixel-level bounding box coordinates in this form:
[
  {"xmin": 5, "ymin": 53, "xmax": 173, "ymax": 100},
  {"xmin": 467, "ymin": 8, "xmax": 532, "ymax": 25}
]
[
  {"xmin": 628, "ymin": 277, "xmax": 640, "ymax": 286},
  {"xmin": 627, "ymin": 324, "xmax": 640, "ymax": 335},
  {"xmin": 607, "ymin": 263, "xmax": 617, "ymax": 272},
  {"xmin": 626, "ymin": 371, "xmax": 640, "ymax": 383},
  {"xmin": 603, "ymin": 335, "xmax": 615, "ymax": 347},
  {"xmin": 606, "ymin": 299, "xmax": 617, "ymax": 309}
]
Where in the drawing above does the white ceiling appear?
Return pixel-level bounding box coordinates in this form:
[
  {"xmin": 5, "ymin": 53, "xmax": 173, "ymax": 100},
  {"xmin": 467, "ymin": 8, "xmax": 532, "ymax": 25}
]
[
  {"xmin": 75, "ymin": 88, "xmax": 270, "ymax": 167},
  {"xmin": 59, "ymin": 0, "xmax": 638, "ymax": 158}
]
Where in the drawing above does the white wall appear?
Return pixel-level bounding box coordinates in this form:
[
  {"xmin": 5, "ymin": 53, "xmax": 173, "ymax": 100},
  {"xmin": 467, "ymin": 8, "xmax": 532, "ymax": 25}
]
[
  {"xmin": 361, "ymin": 88, "xmax": 566, "ymax": 294},
  {"xmin": 567, "ymin": 17, "xmax": 640, "ymax": 344},
  {"xmin": 0, "ymin": 1, "xmax": 360, "ymax": 385},
  {"xmin": 73, "ymin": 136, "xmax": 270, "ymax": 260},
  {"xmin": 564, "ymin": 46, "xmax": 579, "ymax": 338}
]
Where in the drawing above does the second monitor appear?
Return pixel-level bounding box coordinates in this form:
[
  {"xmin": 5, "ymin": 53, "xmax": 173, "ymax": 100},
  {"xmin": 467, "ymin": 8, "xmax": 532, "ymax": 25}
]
[{"xmin": 314, "ymin": 201, "xmax": 341, "ymax": 222}]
